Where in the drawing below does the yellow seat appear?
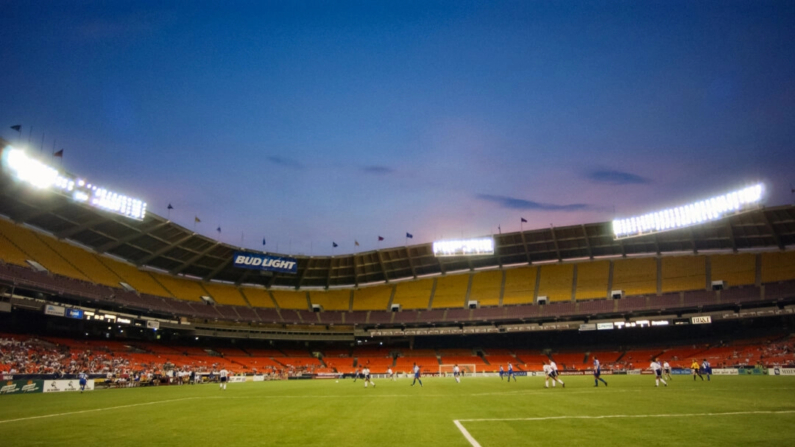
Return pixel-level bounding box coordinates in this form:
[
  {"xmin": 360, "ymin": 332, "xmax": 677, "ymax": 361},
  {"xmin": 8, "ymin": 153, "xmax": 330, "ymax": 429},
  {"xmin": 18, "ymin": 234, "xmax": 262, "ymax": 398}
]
[
  {"xmin": 662, "ymin": 256, "xmax": 706, "ymax": 293},
  {"xmin": 469, "ymin": 270, "xmax": 502, "ymax": 306},
  {"xmin": 761, "ymin": 251, "xmax": 795, "ymax": 283},
  {"xmin": 152, "ymin": 272, "xmax": 204, "ymax": 301},
  {"xmin": 575, "ymin": 261, "xmax": 609, "ymax": 300},
  {"xmin": 502, "ymin": 266, "xmax": 537, "ymax": 305},
  {"xmin": 710, "ymin": 253, "xmax": 756, "ymax": 287},
  {"xmin": 240, "ymin": 287, "xmax": 276, "ymax": 308},
  {"xmin": 309, "ymin": 289, "xmax": 351, "ymax": 311},
  {"xmin": 352, "ymin": 284, "xmax": 393, "ymax": 310},
  {"xmin": 0, "ymin": 219, "xmax": 88, "ymax": 280},
  {"xmin": 613, "ymin": 257, "xmax": 657, "ymax": 296},
  {"xmin": 202, "ymin": 282, "xmax": 248, "ymax": 306},
  {"xmin": 392, "ymin": 278, "xmax": 433, "ymax": 309},
  {"xmin": 271, "ymin": 289, "xmax": 309, "ymax": 309},
  {"xmin": 431, "ymin": 274, "xmax": 469, "ymax": 309},
  {"xmin": 97, "ymin": 258, "xmax": 172, "ymax": 297},
  {"xmin": 538, "ymin": 263, "xmax": 574, "ymax": 302}
]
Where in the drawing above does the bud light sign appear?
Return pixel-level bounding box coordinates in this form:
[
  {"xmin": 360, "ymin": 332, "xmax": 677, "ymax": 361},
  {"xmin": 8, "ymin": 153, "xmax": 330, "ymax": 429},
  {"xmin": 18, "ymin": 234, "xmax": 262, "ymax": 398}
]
[{"xmin": 233, "ymin": 252, "xmax": 298, "ymax": 274}]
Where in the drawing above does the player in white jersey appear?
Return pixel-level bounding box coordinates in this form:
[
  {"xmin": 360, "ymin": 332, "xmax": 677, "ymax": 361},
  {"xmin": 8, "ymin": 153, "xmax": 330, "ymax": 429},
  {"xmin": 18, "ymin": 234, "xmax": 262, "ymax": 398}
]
[
  {"xmin": 662, "ymin": 361, "xmax": 673, "ymax": 381},
  {"xmin": 650, "ymin": 359, "xmax": 668, "ymax": 387},
  {"xmin": 387, "ymin": 367, "xmax": 395, "ymax": 381},
  {"xmin": 543, "ymin": 363, "xmax": 553, "ymax": 388},
  {"xmin": 548, "ymin": 361, "xmax": 565, "ymax": 387},
  {"xmin": 453, "ymin": 364, "xmax": 461, "ymax": 383},
  {"xmin": 219, "ymin": 368, "xmax": 229, "ymax": 390},
  {"xmin": 363, "ymin": 367, "xmax": 375, "ymax": 388}
]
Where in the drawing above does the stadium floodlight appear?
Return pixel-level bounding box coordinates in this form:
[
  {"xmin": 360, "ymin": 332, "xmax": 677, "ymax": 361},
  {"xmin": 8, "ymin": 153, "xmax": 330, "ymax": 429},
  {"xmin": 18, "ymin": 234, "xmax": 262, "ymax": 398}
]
[
  {"xmin": 2, "ymin": 146, "xmax": 147, "ymax": 220},
  {"xmin": 433, "ymin": 237, "xmax": 495, "ymax": 257},
  {"xmin": 612, "ymin": 183, "xmax": 764, "ymax": 240}
]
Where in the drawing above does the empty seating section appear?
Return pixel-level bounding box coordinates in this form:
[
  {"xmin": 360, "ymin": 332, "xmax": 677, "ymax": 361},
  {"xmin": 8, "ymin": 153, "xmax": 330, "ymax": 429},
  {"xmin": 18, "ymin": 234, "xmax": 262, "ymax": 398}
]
[
  {"xmin": 0, "ymin": 219, "xmax": 88, "ymax": 280},
  {"xmin": 613, "ymin": 257, "xmax": 657, "ymax": 296},
  {"xmin": 711, "ymin": 253, "xmax": 756, "ymax": 287},
  {"xmin": 484, "ymin": 355, "xmax": 518, "ymax": 371},
  {"xmin": 240, "ymin": 287, "xmax": 275, "ymax": 308},
  {"xmin": 575, "ymin": 261, "xmax": 609, "ymax": 300},
  {"xmin": 394, "ymin": 356, "xmax": 438, "ymax": 373},
  {"xmin": 588, "ymin": 351, "xmax": 622, "ymax": 363},
  {"xmin": 153, "ymin": 273, "xmax": 204, "ymax": 301},
  {"xmin": 352, "ymin": 284, "xmax": 392, "ymax": 310},
  {"xmin": 309, "ymin": 289, "xmax": 350, "ymax": 311},
  {"xmin": 99, "ymin": 259, "xmax": 172, "ymax": 297},
  {"xmin": 513, "ymin": 350, "xmax": 549, "ymax": 366},
  {"xmin": 621, "ymin": 349, "xmax": 662, "ymax": 366},
  {"xmin": 392, "ymin": 278, "xmax": 433, "ymax": 310},
  {"xmin": 502, "ymin": 266, "xmax": 537, "ymax": 305},
  {"xmin": 0, "ymin": 232, "xmax": 29, "ymax": 265},
  {"xmin": 662, "ymin": 255, "xmax": 706, "ymax": 293},
  {"xmin": 537, "ymin": 263, "xmax": 574, "ymax": 302},
  {"xmin": 271, "ymin": 290, "xmax": 308, "ymax": 310},
  {"xmin": 431, "ymin": 274, "xmax": 469, "ymax": 309},
  {"xmin": 469, "ymin": 269, "xmax": 502, "ymax": 307},
  {"xmin": 39, "ymin": 238, "xmax": 121, "ymax": 287},
  {"xmin": 551, "ymin": 352, "xmax": 586, "ymax": 370},
  {"xmin": 202, "ymin": 282, "xmax": 248, "ymax": 306},
  {"xmin": 761, "ymin": 251, "xmax": 795, "ymax": 283}
]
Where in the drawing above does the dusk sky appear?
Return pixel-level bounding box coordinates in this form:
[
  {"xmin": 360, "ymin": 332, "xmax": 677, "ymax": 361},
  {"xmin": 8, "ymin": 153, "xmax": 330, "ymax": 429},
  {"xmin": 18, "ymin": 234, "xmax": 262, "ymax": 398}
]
[{"xmin": 1, "ymin": 1, "xmax": 793, "ymax": 255}]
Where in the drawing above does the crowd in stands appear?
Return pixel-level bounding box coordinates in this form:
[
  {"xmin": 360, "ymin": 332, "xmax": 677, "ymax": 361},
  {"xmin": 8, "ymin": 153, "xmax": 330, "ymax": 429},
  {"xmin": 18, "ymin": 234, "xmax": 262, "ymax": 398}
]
[{"xmin": 3, "ymin": 333, "xmax": 794, "ymax": 383}]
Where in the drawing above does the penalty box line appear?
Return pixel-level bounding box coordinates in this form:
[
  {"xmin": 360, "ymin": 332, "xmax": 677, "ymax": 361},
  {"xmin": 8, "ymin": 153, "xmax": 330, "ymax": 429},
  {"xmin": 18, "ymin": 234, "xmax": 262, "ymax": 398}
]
[{"xmin": 453, "ymin": 410, "xmax": 795, "ymax": 447}]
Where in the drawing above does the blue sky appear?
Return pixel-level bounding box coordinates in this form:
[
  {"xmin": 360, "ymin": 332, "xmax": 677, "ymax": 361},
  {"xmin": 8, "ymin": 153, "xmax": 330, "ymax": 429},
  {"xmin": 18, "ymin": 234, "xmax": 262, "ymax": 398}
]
[{"xmin": 1, "ymin": 1, "xmax": 793, "ymax": 255}]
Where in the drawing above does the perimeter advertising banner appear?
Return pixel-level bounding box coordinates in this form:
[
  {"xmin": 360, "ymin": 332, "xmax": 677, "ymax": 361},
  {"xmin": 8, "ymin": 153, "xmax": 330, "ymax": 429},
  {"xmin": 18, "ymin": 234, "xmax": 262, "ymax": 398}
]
[
  {"xmin": 0, "ymin": 379, "xmax": 44, "ymax": 395},
  {"xmin": 233, "ymin": 252, "xmax": 298, "ymax": 274},
  {"xmin": 43, "ymin": 379, "xmax": 94, "ymax": 393}
]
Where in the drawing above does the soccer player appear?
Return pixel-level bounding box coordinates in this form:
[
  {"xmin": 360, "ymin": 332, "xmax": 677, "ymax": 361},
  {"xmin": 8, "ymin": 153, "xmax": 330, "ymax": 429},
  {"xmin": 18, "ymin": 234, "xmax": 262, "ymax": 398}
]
[
  {"xmin": 499, "ymin": 365, "xmax": 504, "ymax": 380},
  {"xmin": 548, "ymin": 361, "xmax": 565, "ymax": 387},
  {"xmin": 387, "ymin": 367, "xmax": 395, "ymax": 381},
  {"xmin": 78, "ymin": 370, "xmax": 88, "ymax": 393},
  {"xmin": 453, "ymin": 364, "xmax": 461, "ymax": 383},
  {"xmin": 411, "ymin": 363, "xmax": 423, "ymax": 387},
  {"xmin": 353, "ymin": 367, "xmax": 361, "ymax": 382},
  {"xmin": 650, "ymin": 359, "xmax": 668, "ymax": 387},
  {"xmin": 543, "ymin": 362, "xmax": 553, "ymax": 388},
  {"xmin": 593, "ymin": 357, "xmax": 608, "ymax": 387},
  {"xmin": 219, "ymin": 368, "xmax": 228, "ymax": 390},
  {"xmin": 691, "ymin": 359, "xmax": 704, "ymax": 381},
  {"xmin": 363, "ymin": 367, "xmax": 375, "ymax": 388},
  {"xmin": 506, "ymin": 363, "xmax": 517, "ymax": 382},
  {"xmin": 702, "ymin": 359, "xmax": 711, "ymax": 381},
  {"xmin": 662, "ymin": 360, "xmax": 673, "ymax": 381}
]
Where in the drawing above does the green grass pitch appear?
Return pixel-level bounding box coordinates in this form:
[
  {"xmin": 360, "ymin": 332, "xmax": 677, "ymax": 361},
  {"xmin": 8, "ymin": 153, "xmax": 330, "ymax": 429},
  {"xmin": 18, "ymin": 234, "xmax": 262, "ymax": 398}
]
[{"xmin": 2, "ymin": 376, "xmax": 794, "ymax": 446}]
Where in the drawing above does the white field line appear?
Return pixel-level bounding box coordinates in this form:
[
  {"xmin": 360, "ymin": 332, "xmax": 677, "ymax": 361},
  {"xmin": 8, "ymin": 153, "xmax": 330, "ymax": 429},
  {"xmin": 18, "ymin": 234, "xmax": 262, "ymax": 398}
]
[
  {"xmin": 0, "ymin": 397, "xmax": 203, "ymax": 424},
  {"xmin": 453, "ymin": 410, "xmax": 795, "ymax": 447}
]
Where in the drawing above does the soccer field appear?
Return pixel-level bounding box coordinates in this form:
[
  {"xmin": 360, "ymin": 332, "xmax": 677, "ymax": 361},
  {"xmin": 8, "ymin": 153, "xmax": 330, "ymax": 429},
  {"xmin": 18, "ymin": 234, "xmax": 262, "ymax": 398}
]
[{"xmin": 2, "ymin": 376, "xmax": 794, "ymax": 446}]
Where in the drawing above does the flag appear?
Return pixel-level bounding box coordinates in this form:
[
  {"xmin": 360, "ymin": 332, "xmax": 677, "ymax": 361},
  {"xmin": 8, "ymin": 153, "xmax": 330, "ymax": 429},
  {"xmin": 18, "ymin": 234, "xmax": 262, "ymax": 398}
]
[
  {"xmin": 355, "ymin": 240, "xmax": 359, "ymax": 246},
  {"xmin": 406, "ymin": 233, "xmax": 413, "ymax": 239},
  {"xmin": 521, "ymin": 217, "xmax": 527, "ymax": 223},
  {"xmin": 333, "ymin": 242, "xmax": 338, "ymax": 248},
  {"xmin": 10, "ymin": 125, "xmax": 21, "ymax": 132},
  {"xmin": 262, "ymin": 238, "xmax": 266, "ymax": 246},
  {"xmin": 195, "ymin": 216, "xmax": 201, "ymax": 223},
  {"xmin": 378, "ymin": 236, "xmax": 384, "ymax": 241},
  {"xmin": 217, "ymin": 226, "xmax": 221, "ymax": 233},
  {"xmin": 53, "ymin": 149, "xmax": 63, "ymax": 158},
  {"xmin": 167, "ymin": 204, "xmax": 174, "ymax": 210},
  {"xmin": 498, "ymin": 225, "xmax": 501, "ymax": 234}
]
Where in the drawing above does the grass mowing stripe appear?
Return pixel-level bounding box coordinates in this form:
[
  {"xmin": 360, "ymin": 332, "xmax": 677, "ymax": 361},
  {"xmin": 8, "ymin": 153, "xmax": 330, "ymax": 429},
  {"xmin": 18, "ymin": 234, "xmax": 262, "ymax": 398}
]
[{"xmin": 0, "ymin": 397, "xmax": 203, "ymax": 424}]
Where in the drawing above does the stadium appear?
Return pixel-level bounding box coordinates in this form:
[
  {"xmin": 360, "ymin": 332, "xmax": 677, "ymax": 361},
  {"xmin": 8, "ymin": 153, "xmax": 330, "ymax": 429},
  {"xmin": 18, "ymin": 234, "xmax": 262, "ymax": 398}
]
[
  {"xmin": 1, "ymin": 135, "xmax": 795, "ymax": 446},
  {"xmin": 3, "ymin": 3, "xmax": 795, "ymax": 446}
]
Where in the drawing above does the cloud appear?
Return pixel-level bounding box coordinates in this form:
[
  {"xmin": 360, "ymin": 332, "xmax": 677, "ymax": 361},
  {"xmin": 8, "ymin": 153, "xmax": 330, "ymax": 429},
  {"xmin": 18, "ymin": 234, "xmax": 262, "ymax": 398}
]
[
  {"xmin": 266, "ymin": 156, "xmax": 304, "ymax": 169},
  {"xmin": 361, "ymin": 166, "xmax": 394, "ymax": 175},
  {"xmin": 586, "ymin": 169, "xmax": 650, "ymax": 185},
  {"xmin": 477, "ymin": 194, "xmax": 593, "ymax": 211}
]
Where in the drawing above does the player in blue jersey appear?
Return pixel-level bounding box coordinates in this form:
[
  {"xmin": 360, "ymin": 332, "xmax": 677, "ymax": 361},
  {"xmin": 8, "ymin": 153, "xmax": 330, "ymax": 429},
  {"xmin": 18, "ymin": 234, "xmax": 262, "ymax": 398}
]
[
  {"xmin": 506, "ymin": 363, "xmax": 517, "ymax": 382},
  {"xmin": 78, "ymin": 370, "xmax": 88, "ymax": 393},
  {"xmin": 499, "ymin": 365, "xmax": 504, "ymax": 380},
  {"xmin": 411, "ymin": 363, "xmax": 423, "ymax": 387},
  {"xmin": 593, "ymin": 357, "xmax": 608, "ymax": 387},
  {"xmin": 702, "ymin": 359, "xmax": 712, "ymax": 381}
]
